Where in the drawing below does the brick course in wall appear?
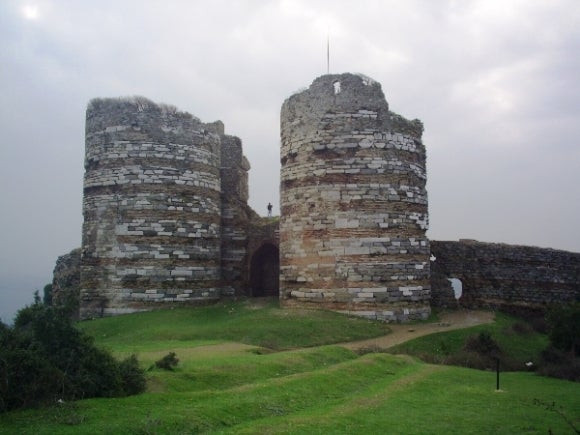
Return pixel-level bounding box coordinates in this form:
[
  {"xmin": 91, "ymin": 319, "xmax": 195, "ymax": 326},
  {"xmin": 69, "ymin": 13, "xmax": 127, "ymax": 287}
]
[
  {"xmin": 279, "ymin": 74, "xmax": 430, "ymax": 321},
  {"xmin": 81, "ymin": 98, "xmax": 227, "ymax": 318},
  {"xmin": 54, "ymin": 75, "xmax": 579, "ymax": 322},
  {"xmin": 220, "ymin": 133, "xmax": 255, "ymax": 295}
]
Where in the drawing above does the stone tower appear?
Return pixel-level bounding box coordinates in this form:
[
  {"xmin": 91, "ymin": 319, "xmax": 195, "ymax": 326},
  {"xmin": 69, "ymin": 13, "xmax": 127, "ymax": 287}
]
[
  {"xmin": 81, "ymin": 97, "xmax": 226, "ymax": 318},
  {"xmin": 279, "ymin": 73, "xmax": 430, "ymax": 321}
]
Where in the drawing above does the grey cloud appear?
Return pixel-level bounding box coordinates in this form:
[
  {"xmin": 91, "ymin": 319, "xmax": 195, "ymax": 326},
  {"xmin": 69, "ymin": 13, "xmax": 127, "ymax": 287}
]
[{"xmin": 0, "ymin": 0, "xmax": 578, "ymax": 322}]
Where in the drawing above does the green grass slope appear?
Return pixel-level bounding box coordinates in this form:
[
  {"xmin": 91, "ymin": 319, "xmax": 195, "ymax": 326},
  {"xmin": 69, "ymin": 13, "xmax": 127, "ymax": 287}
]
[
  {"xmin": 78, "ymin": 299, "xmax": 391, "ymax": 352},
  {"xmin": 1, "ymin": 301, "xmax": 578, "ymax": 434},
  {"xmin": 388, "ymin": 312, "xmax": 549, "ymax": 370}
]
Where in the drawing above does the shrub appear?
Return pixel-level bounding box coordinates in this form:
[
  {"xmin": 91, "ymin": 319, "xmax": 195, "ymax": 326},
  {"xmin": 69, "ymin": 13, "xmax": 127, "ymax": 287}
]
[
  {"xmin": 546, "ymin": 303, "xmax": 579, "ymax": 357},
  {"xmin": 43, "ymin": 284, "xmax": 53, "ymax": 306},
  {"xmin": 354, "ymin": 345, "xmax": 387, "ymax": 356},
  {"xmin": 155, "ymin": 352, "xmax": 179, "ymax": 371},
  {"xmin": 538, "ymin": 345, "xmax": 580, "ymax": 382},
  {"xmin": 510, "ymin": 321, "xmax": 533, "ymax": 335},
  {"xmin": 529, "ymin": 316, "xmax": 549, "ymax": 334},
  {"xmin": 119, "ymin": 355, "xmax": 147, "ymax": 395},
  {"xmin": 442, "ymin": 332, "xmax": 505, "ymax": 371},
  {"xmin": 445, "ymin": 350, "xmax": 492, "ymax": 370},
  {"xmin": 0, "ymin": 301, "xmax": 146, "ymax": 413},
  {"xmin": 464, "ymin": 331, "xmax": 502, "ymax": 358},
  {"xmin": 535, "ymin": 303, "xmax": 580, "ymax": 381}
]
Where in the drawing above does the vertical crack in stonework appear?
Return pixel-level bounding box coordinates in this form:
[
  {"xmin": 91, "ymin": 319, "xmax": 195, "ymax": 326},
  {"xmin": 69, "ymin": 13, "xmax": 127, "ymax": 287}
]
[{"xmin": 279, "ymin": 73, "xmax": 430, "ymax": 322}]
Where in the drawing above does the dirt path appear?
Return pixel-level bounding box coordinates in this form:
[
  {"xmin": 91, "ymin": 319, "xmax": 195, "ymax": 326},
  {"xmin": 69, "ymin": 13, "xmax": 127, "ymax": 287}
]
[{"xmin": 339, "ymin": 310, "xmax": 495, "ymax": 351}]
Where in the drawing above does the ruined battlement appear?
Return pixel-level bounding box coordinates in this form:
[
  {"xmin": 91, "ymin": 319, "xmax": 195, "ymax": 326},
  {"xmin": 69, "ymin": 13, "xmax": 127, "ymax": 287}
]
[
  {"xmin": 282, "ymin": 74, "xmax": 423, "ymax": 143},
  {"xmin": 86, "ymin": 97, "xmax": 222, "ymax": 149},
  {"xmin": 282, "ymin": 74, "xmax": 389, "ymax": 130}
]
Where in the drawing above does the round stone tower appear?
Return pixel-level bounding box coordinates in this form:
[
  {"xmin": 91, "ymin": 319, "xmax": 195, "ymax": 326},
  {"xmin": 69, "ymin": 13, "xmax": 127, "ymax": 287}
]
[
  {"xmin": 81, "ymin": 97, "xmax": 223, "ymax": 318},
  {"xmin": 279, "ymin": 73, "xmax": 430, "ymax": 321}
]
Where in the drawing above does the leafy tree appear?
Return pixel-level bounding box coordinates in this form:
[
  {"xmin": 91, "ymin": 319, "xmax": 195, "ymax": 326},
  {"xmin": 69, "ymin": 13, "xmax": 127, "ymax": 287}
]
[
  {"xmin": 43, "ymin": 283, "xmax": 53, "ymax": 306},
  {"xmin": 537, "ymin": 303, "xmax": 580, "ymax": 381},
  {"xmin": 0, "ymin": 299, "xmax": 146, "ymax": 413},
  {"xmin": 546, "ymin": 303, "xmax": 579, "ymax": 358}
]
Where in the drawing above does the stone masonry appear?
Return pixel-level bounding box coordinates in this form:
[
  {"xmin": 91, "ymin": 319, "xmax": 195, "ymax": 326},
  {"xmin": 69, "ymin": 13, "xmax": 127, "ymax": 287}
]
[
  {"xmin": 55, "ymin": 73, "xmax": 578, "ymax": 321},
  {"xmin": 81, "ymin": 97, "xmax": 250, "ymax": 318},
  {"xmin": 279, "ymin": 74, "xmax": 430, "ymax": 321},
  {"xmin": 430, "ymin": 240, "xmax": 580, "ymax": 312},
  {"xmin": 220, "ymin": 133, "xmax": 257, "ymax": 295},
  {"xmin": 52, "ymin": 247, "xmax": 81, "ymax": 317}
]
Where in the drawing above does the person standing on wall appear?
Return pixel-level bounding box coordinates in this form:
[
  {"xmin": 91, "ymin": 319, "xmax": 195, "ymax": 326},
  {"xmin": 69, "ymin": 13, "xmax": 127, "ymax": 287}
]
[{"xmin": 267, "ymin": 202, "xmax": 273, "ymax": 217}]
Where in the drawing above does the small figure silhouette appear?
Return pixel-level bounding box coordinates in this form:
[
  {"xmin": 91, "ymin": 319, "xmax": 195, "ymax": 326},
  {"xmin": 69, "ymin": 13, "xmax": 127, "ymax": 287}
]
[{"xmin": 267, "ymin": 202, "xmax": 273, "ymax": 217}]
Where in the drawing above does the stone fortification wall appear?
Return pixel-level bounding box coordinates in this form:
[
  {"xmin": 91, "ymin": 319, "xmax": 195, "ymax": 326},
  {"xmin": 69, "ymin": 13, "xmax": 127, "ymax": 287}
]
[
  {"xmin": 52, "ymin": 248, "xmax": 81, "ymax": 317},
  {"xmin": 430, "ymin": 240, "xmax": 580, "ymax": 311},
  {"xmin": 81, "ymin": 97, "xmax": 224, "ymax": 318},
  {"xmin": 279, "ymin": 74, "xmax": 430, "ymax": 321},
  {"xmin": 220, "ymin": 133, "xmax": 255, "ymax": 295}
]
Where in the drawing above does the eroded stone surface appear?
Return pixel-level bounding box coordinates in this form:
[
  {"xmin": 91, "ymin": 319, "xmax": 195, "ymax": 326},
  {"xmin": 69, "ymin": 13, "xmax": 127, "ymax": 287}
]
[
  {"xmin": 56, "ymin": 75, "xmax": 578, "ymax": 323},
  {"xmin": 279, "ymin": 74, "xmax": 430, "ymax": 321},
  {"xmin": 81, "ymin": 97, "xmax": 251, "ymax": 318},
  {"xmin": 430, "ymin": 240, "xmax": 580, "ymax": 312},
  {"xmin": 52, "ymin": 248, "xmax": 81, "ymax": 317}
]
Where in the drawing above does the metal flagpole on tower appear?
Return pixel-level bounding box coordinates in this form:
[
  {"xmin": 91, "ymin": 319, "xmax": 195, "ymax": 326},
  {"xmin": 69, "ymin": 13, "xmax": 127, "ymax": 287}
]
[{"xmin": 327, "ymin": 33, "xmax": 330, "ymax": 74}]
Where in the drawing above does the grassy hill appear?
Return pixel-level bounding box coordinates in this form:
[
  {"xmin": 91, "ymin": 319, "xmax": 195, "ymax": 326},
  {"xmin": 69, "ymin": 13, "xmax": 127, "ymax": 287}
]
[
  {"xmin": 1, "ymin": 300, "xmax": 578, "ymax": 434},
  {"xmin": 388, "ymin": 312, "xmax": 550, "ymax": 371}
]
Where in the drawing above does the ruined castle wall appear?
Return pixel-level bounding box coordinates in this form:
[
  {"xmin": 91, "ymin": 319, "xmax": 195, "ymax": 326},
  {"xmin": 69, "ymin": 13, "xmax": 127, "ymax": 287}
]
[
  {"xmin": 430, "ymin": 240, "xmax": 580, "ymax": 311},
  {"xmin": 52, "ymin": 248, "xmax": 81, "ymax": 317},
  {"xmin": 81, "ymin": 97, "xmax": 223, "ymax": 318},
  {"xmin": 220, "ymin": 134, "xmax": 254, "ymax": 295},
  {"xmin": 280, "ymin": 74, "xmax": 430, "ymax": 322}
]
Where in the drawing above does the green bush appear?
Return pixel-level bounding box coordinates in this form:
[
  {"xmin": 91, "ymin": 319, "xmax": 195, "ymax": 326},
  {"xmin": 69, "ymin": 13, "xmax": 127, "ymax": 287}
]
[
  {"xmin": 546, "ymin": 303, "xmax": 579, "ymax": 356},
  {"xmin": 0, "ymin": 301, "xmax": 146, "ymax": 412},
  {"xmin": 119, "ymin": 355, "xmax": 147, "ymax": 395},
  {"xmin": 464, "ymin": 331, "xmax": 502, "ymax": 358},
  {"xmin": 509, "ymin": 321, "xmax": 533, "ymax": 335},
  {"xmin": 155, "ymin": 352, "xmax": 179, "ymax": 371},
  {"xmin": 444, "ymin": 350, "xmax": 492, "ymax": 370},
  {"xmin": 538, "ymin": 346, "xmax": 580, "ymax": 381},
  {"xmin": 535, "ymin": 304, "xmax": 580, "ymax": 381},
  {"xmin": 43, "ymin": 283, "xmax": 53, "ymax": 306}
]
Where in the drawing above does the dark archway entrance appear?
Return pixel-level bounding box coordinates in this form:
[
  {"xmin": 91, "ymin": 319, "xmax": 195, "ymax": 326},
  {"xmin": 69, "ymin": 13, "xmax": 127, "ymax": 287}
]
[{"xmin": 250, "ymin": 243, "xmax": 279, "ymax": 297}]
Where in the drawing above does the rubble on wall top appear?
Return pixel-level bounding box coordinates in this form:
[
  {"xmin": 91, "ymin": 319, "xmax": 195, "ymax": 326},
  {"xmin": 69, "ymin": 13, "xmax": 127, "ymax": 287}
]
[
  {"xmin": 354, "ymin": 73, "xmax": 377, "ymax": 86},
  {"xmin": 87, "ymin": 96, "xmax": 200, "ymax": 122}
]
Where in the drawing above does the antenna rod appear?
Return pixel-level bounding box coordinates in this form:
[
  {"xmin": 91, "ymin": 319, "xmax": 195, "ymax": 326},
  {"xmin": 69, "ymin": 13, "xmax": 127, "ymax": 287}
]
[{"xmin": 326, "ymin": 33, "xmax": 330, "ymax": 74}]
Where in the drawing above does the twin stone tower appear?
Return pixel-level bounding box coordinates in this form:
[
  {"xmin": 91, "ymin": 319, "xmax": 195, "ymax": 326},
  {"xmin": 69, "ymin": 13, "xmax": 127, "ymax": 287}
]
[{"xmin": 80, "ymin": 73, "xmax": 430, "ymax": 322}]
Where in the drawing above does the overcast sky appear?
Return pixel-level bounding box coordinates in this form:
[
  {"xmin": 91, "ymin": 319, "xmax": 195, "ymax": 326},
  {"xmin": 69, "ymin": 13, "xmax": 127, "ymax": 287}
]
[{"xmin": 1, "ymin": 0, "xmax": 579, "ymax": 322}]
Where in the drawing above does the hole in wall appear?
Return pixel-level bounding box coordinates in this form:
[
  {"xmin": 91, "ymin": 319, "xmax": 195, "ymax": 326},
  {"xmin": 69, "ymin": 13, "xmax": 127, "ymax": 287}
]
[{"xmin": 447, "ymin": 277, "xmax": 463, "ymax": 300}]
